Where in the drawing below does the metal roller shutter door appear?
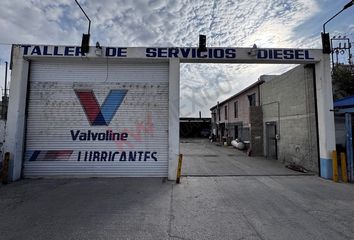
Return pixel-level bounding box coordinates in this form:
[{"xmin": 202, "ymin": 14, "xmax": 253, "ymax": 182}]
[{"xmin": 23, "ymin": 59, "xmax": 169, "ymax": 177}]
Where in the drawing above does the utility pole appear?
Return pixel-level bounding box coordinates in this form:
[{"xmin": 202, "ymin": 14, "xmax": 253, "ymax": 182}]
[{"xmin": 321, "ymin": 0, "xmax": 354, "ymax": 54}]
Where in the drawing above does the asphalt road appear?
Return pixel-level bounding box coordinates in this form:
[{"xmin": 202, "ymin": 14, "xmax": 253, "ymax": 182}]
[{"xmin": 0, "ymin": 139, "xmax": 353, "ymax": 240}]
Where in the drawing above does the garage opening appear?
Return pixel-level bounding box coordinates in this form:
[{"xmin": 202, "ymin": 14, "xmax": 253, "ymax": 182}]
[
  {"xmin": 23, "ymin": 59, "xmax": 170, "ymax": 177},
  {"xmin": 179, "ymin": 63, "xmax": 319, "ymax": 177}
]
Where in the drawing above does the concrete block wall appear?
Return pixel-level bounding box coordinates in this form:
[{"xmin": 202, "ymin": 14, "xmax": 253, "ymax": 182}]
[{"xmin": 261, "ymin": 65, "xmax": 319, "ymax": 172}]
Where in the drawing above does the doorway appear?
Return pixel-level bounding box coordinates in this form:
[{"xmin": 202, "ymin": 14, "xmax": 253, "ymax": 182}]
[
  {"xmin": 234, "ymin": 125, "xmax": 239, "ymax": 139},
  {"xmin": 266, "ymin": 122, "xmax": 277, "ymax": 160},
  {"xmin": 220, "ymin": 123, "xmax": 225, "ymax": 141}
]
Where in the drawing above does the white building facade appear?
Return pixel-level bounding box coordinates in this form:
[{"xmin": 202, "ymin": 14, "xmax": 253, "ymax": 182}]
[{"xmin": 4, "ymin": 45, "xmax": 335, "ymax": 180}]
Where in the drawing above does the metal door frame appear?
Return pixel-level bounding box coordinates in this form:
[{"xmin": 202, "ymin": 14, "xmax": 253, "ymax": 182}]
[{"xmin": 345, "ymin": 113, "xmax": 353, "ymax": 181}]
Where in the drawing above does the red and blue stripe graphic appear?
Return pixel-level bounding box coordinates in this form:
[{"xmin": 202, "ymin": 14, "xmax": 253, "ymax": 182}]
[
  {"xmin": 26, "ymin": 150, "xmax": 73, "ymax": 161},
  {"xmin": 75, "ymin": 89, "xmax": 128, "ymax": 126}
]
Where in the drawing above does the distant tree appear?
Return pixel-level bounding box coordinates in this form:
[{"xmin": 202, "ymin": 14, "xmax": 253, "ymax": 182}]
[{"xmin": 332, "ymin": 64, "xmax": 354, "ymax": 100}]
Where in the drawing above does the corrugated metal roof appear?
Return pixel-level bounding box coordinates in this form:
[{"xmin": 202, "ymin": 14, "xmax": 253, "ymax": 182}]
[{"xmin": 334, "ymin": 95, "xmax": 354, "ymax": 108}]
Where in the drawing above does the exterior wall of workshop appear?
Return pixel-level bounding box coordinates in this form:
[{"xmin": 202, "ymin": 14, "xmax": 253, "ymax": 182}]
[
  {"xmin": 5, "ymin": 44, "xmax": 334, "ymax": 179},
  {"xmin": 4, "ymin": 45, "xmax": 181, "ymax": 181},
  {"xmin": 261, "ymin": 65, "xmax": 318, "ymax": 172}
]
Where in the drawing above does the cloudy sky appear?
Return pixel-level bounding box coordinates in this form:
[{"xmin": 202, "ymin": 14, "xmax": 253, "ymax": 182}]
[{"xmin": 0, "ymin": 0, "xmax": 353, "ymax": 117}]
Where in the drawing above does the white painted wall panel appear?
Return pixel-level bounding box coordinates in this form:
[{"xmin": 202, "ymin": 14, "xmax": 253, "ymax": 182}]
[{"xmin": 24, "ymin": 60, "xmax": 169, "ymax": 177}]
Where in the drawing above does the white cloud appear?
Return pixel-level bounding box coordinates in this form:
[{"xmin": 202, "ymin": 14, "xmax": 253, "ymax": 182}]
[{"xmin": 0, "ymin": 0, "xmax": 352, "ymax": 116}]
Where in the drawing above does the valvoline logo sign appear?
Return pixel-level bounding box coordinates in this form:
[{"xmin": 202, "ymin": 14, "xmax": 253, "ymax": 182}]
[{"xmin": 75, "ymin": 89, "xmax": 128, "ymax": 126}]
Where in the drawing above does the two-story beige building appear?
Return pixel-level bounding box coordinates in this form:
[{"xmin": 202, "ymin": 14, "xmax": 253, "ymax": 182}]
[{"xmin": 210, "ymin": 80, "xmax": 265, "ymax": 155}]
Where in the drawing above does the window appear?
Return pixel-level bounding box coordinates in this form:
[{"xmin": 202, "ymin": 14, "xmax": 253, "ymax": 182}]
[
  {"xmin": 248, "ymin": 93, "xmax": 256, "ymax": 106},
  {"xmin": 224, "ymin": 106, "xmax": 228, "ymax": 120},
  {"xmin": 234, "ymin": 101, "xmax": 238, "ymax": 118},
  {"xmin": 218, "ymin": 108, "xmax": 220, "ymax": 121}
]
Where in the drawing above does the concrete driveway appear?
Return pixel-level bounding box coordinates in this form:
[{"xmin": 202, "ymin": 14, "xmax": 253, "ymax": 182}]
[
  {"xmin": 180, "ymin": 138, "xmax": 310, "ymax": 176},
  {"xmin": 1, "ymin": 139, "xmax": 354, "ymax": 240},
  {"xmin": 1, "ymin": 177, "xmax": 354, "ymax": 240}
]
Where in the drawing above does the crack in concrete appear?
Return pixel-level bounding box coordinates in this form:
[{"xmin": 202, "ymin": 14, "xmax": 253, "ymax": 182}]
[
  {"xmin": 213, "ymin": 177, "xmax": 265, "ymax": 240},
  {"xmin": 256, "ymin": 176, "xmax": 353, "ymax": 240},
  {"xmin": 241, "ymin": 211, "xmax": 267, "ymax": 240},
  {"xmin": 167, "ymin": 183, "xmax": 175, "ymax": 238},
  {"xmin": 167, "ymin": 183, "xmax": 194, "ymax": 240}
]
